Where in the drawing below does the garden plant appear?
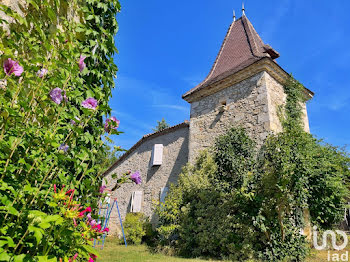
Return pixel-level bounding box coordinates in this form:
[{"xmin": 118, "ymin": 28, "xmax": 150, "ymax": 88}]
[{"xmin": 0, "ymin": 0, "xmax": 143, "ymax": 261}]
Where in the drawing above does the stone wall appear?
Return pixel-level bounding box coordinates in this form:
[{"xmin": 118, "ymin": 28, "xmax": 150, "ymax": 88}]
[
  {"xmin": 103, "ymin": 125, "xmax": 189, "ymax": 235},
  {"xmin": 188, "ymin": 71, "xmax": 310, "ymax": 162},
  {"xmin": 189, "ymin": 72, "xmax": 269, "ymax": 162},
  {"xmin": 265, "ymin": 72, "xmax": 310, "ymax": 133},
  {"xmin": 0, "ymin": 0, "xmax": 25, "ymax": 30}
]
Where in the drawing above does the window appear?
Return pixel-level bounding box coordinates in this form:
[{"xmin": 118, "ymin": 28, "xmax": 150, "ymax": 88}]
[
  {"xmin": 151, "ymin": 144, "xmax": 163, "ymax": 166},
  {"xmin": 160, "ymin": 187, "xmax": 169, "ymax": 203},
  {"xmin": 130, "ymin": 191, "xmax": 143, "ymax": 213}
]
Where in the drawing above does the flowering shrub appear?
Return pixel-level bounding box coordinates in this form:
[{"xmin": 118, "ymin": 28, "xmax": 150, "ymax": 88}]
[{"xmin": 0, "ymin": 0, "xmax": 122, "ymax": 260}]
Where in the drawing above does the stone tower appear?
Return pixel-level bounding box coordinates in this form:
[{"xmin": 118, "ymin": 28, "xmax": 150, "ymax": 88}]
[{"xmin": 183, "ymin": 14, "xmax": 313, "ymax": 162}]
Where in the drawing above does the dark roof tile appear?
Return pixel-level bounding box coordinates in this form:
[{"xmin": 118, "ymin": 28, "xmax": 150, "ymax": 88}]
[{"xmin": 183, "ymin": 15, "xmax": 279, "ymax": 100}]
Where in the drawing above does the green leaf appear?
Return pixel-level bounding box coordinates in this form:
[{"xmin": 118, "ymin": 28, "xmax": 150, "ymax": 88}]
[
  {"xmin": 38, "ymin": 222, "xmax": 51, "ymax": 229},
  {"xmin": 13, "ymin": 254, "xmax": 26, "ymax": 262},
  {"xmin": 0, "ymin": 237, "xmax": 15, "ymax": 248},
  {"xmin": 0, "ymin": 251, "xmax": 10, "ymax": 261},
  {"xmin": 36, "ymin": 256, "xmax": 57, "ymax": 262},
  {"xmin": 82, "ymin": 244, "xmax": 99, "ymax": 256}
]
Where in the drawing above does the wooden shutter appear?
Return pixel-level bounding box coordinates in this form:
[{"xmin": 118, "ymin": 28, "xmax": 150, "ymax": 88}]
[
  {"xmin": 151, "ymin": 144, "xmax": 163, "ymax": 166},
  {"xmin": 131, "ymin": 191, "xmax": 143, "ymax": 213}
]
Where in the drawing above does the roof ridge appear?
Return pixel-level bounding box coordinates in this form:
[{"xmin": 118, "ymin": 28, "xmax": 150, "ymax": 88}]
[{"xmin": 241, "ymin": 15, "xmax": 265, "ymax": 58}]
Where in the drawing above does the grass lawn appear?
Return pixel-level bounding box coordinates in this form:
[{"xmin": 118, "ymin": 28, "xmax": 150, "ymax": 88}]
[
  {"xmin": 97, "ymin": 238, "xmax": 222, "ymax": 262},
  {"xmin": 98, "ymin": 238, "xmax": 345, "ymax": 262}
]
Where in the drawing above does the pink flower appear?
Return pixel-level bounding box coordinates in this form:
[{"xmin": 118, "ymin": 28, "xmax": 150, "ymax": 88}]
[
  {"xmin": 130, "ymin": 171, "xmax": 142, "ymax": 185},
  {"xmin": 102, "ymin": 227, "xmax": 109, "ymax": 232},
  {"xmin": 82, "ymin": 98, "xmax": 98, "ymax": 110},
  {"xmin": 81, "ymin": 97, "xmax": 98, "ymax": 110},
  {"xmin": 92, "ymin": 223, "xmax": 102, "ymax": 231},
  {"xmin": 49, "ymin": 88, "xmax": 67, "ymax": 105},
  {"xmin": 104, "ymin": 117, "xmax": 120, "ymax": 133},
  {"xmin": 3, "ymin": 58, "xmax": 23, "ymax": 76},
  {"xmin": 79, "ymin": 206, "xmax": 92, "ymax": 217},
  {"xmin": 99, "ymin": 185, "xmax": 107, "ymax": 193},
  {"xmin": 54, "ymin": 184, "xmax": 57, "ymax": 193},
  {"xmin": 90, "ymin": 219, "xmax": 96, "ymax": 226},
  {"xmin": 65, "ymin": 189, "xmax": 74, "ymax": 195},
  {"xmin": 36, "ymin": 68, "xmax": 48, "ymax": 78},
  {"xmin": 88, "ymin": 258, "xmax": 94, "ymax": 262},
  {"xmin": 79, "ymin": 55, "xmax": 86, "ymax": 72}
]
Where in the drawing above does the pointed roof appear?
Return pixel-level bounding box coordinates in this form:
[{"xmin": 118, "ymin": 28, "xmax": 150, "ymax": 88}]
[{"xmin": 182, "ymin": 15, "xmax": 280, "ymax": 100}]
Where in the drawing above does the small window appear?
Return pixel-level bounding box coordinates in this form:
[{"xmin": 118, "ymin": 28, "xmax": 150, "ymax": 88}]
[
  {"xmin": 151, "ymin": 144, "xmax": 163, "ymax": 166},
  {"xmin": 130, "ymin": 191, "xmax": 143, "ymax": 213},
  {"xmin": 160, "ymin": 187, "xmax": 169, "ymax": 203}
]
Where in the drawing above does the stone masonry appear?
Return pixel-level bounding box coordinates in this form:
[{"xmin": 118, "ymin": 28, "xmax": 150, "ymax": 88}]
[
  {"xmin": 188, "ymin": 71, "xmax": 310, "ymax": 162},
  {"xmin": 103, "ymin": 124, "xmax": 189, "ymax": 235},
  {"xmin": 189, "ymin": 72, "xmax": 269, "ymax": 162}
]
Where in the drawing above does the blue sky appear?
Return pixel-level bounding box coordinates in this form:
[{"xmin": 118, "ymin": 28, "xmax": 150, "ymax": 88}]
[{"xmin": 109, "ymin": 0, "xmax": 350, "ymax": 150}]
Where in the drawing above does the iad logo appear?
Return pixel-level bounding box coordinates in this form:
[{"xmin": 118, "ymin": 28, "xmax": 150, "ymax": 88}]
[
  {"xmin": 312, "ymin": 226, "xmax": 348, "ymax": 250},
  {"xmin": 312, "ymin": 226, "xmax": 349, "ymax": 262}
]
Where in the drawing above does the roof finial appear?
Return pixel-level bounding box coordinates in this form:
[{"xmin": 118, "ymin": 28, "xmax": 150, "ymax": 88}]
[
  {"xmin": 242, "ymin": 2, "xmax": 246, "ymax": 16},
  {"xmin": 233, "ymin": 9, "xmax": 236, "ymax": 21}
]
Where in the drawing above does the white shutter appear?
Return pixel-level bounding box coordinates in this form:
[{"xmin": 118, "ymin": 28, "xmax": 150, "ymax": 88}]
[
  {"xmin": 160, "ymin": 187, "xmax": 169, "ymax": 203},
  {"xmin": 151, "ymin": 144, "xmax": 163, "ymax": 166},
  {"xmin": 131, "ymin": 191, "xmax": 143, "ymax": 213}
]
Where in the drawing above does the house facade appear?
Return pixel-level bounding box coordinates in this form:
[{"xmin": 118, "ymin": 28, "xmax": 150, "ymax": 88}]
[{"xmin": 103, "ymin": 13, "xmax": 313, "ymax": 235}]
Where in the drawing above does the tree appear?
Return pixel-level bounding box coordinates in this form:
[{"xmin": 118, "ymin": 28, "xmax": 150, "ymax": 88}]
[{"xmin": 153, "ymin": 118, "xmax": 170, "ymax": 132}]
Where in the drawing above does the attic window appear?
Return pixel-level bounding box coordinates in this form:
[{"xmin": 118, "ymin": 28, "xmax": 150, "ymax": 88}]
[
  {"xmin": 151, "ymin": 144, "xmax": 163, "ymax": 166},
  {"xmin": 130, "ymin": 191, "xmax": 142, "ymax": 213}
]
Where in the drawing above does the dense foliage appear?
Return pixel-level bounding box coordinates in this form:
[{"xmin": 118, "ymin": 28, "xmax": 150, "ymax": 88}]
[
  {"xmin": 156, "ymin": 77, "xmax": 350, "ymax": 261},
  {"xmin": 123, "ymin": 213, "xmax": 147, "ymax": 245},
  {"xmin": 0, "ymin": 0, "xmax": 124, "ymax": 260}
]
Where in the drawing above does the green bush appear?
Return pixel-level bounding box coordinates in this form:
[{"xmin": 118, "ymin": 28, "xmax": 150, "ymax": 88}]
[
  {"xmin": 123, "ymin": 213, "xmax": 146, "ymax": 245},
  {"xmin": 156, "ymin": 124, "xmax": 350, "ymax": 261},
  {"xmin": 156, "ymin": 150, "xmax": 256, "ymax": 260},
  {"xmin": 142, "ymin": 218, "xmax": 158, "ymax": 246}
]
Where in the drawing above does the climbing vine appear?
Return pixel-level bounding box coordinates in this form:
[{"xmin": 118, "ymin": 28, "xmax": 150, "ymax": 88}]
[
  {"xmin": 0, "ymin": 0, "xmax": 126, "ymax": 260},
  {"xmin": 279, "ymin": 76, "xmax": 306, "ymax": 131}
]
